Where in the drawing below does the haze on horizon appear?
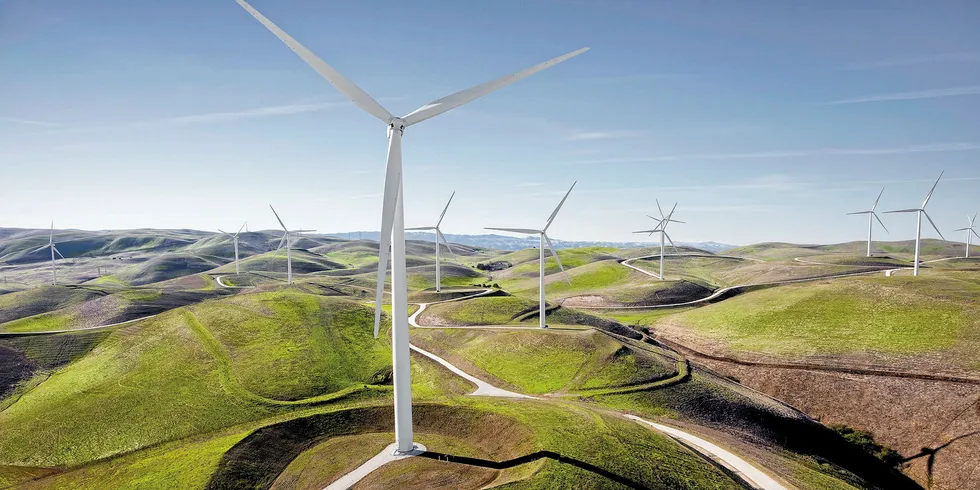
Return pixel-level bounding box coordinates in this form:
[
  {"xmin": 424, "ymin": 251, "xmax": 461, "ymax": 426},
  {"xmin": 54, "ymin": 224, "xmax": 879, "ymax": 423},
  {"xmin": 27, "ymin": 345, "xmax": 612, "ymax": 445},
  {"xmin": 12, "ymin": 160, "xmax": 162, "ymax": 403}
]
[{"xmin": 2, "ymin": 0, "xmax": 978, "ymax": 246}]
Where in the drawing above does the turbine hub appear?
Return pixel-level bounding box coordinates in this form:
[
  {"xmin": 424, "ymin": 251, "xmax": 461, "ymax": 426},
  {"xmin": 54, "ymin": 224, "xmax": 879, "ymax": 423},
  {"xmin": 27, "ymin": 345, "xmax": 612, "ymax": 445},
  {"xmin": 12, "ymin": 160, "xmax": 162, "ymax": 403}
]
[{"xmin": 388, "ymin": 117, "xmax": 406, "ymax": 133}]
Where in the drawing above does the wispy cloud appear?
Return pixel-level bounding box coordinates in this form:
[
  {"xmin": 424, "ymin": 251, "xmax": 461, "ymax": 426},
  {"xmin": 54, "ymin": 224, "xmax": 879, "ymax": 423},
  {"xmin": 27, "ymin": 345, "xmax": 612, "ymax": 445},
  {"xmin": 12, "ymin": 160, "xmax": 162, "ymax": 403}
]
[
  {"xmin": 565, "ymin": 142, "xmax": 980, "ymax": 165},
  {"xmin": 565, "ymin": 130, "xmax": 646, "ymax": 141},
  {"xmin": 826, "ymin": 86, "xmax": 980, "ymax": 105},
  {"xmin": 843, "ymin": 52, "xmax": 980, "ymax": 70},
  {"xmin": 0, "ymin": 116, "xmax": 60, "ymax": 127},
  {"xmin": 45, "ymin": 101, "xmax": 342, "ymax": 134}
]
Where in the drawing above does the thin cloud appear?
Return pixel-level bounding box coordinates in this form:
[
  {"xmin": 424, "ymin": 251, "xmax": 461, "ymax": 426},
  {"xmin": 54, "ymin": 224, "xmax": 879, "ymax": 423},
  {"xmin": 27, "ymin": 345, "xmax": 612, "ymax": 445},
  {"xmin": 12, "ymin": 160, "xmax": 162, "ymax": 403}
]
[
  {"xmin": 565, "ymin": 142, "xmax": 980, "ymax": 165},
  {"xmin": 45, "ymin": 101, "xmax": 342, "ymax": 134},
  {"xmin": 826, "ymin": 86, "xmax": 980, "ymax": 105},
  {"xmin": 843, "ymin": 52, "xmax": 980, "ymax": 70},
  {"xmin": 0, "ymin": 116, "xmax": 59, "ymax": 127},
  {"xmin": 566, "ymin": 130, "xmax": 646, "ymax": 141}
]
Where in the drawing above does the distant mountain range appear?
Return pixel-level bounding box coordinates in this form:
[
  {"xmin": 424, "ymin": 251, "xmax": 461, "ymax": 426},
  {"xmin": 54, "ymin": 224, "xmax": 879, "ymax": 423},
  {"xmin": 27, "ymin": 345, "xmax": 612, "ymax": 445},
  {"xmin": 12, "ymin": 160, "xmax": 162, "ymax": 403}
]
[{"xmin": 326, "ymin": 231, "xmax": 736, "ymax": 253}]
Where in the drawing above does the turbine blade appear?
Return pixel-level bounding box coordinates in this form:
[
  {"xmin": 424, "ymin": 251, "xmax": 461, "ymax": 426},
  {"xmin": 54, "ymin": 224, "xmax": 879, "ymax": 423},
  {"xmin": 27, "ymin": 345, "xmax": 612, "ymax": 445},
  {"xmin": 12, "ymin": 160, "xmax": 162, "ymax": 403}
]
[
  {"xmin": 237, "ymin": 222, "xmax": 247, "ymax": 236},
  {"xmin": 664, "ymin": 231, "xmax": 677, "ymax": 250},
  {"xmin": 276, "ymin": 233, "xmax": 287, "ymax": 251},
  {"xmin": 668, "ymin": 219, "xmax": 685, "ymax": 224},
  {"xmin": 884, "ymin": 208, "xmax": 921, "ymax": 214},
  {"xmin": 871, "ymin": 187, "xmax": 885, "ymax": 211},
  {"xmin": 233, "ymin": 0, "xmax": 393, "ymax": 123},
  {"xmin": 972, "ymin": 211, "xmax": 978, "ymax": 224},
  {"xmin": 53, "ymin": 246, "xmax": 65, "ymax": 260},
  {"xmin": 401, "ymin": 47, "xmax": 588, "ymax": 126},
  {"xmin": 922, "ymin": 170, "xmax": 944, "ymax": 208},
  {"xmin": 633, "ymin": 229, "xmax": 660, "ymax": 234},
  {"xmin": 269, "ymin": 205, "xmax": 287, "ymax": 231},
  {"xmin": 655, "ymin": 199, "xmax": 664, "ymax": 219},
  {"xmin": 846, "ymin": 211, "xmax": 872, "ymax": 215},
  {"xmin": 374, "ymin": 130, "xmax": 402, "ymax": 338},
  {"xmin": 972, "ymin": 229, "xmax": 980, "ymax": 240},
  {"xmin": 543, "ymin": 234, "xmax": 570, "ymax": 284},
  {"xmin": 922, "ymin": 211, "xmax": 946, "ymax": 241},
  {"xmin": 405, "ymin": 226, "xmax": 436, "ymax": 231},
  {"xmin": 436, "ymin": 229, "xmax": 456, "ymax": 259},
  {"xmin": 485, "ymin": 227, "xmax": 542, "ymax": 234},
  {"xmin": 873, "ymin": 212, "xmax": 889, "ymax": 234},
  {"xmin": 545, "ymin": 181, "xmax": 577, "ymax": 231},
  {"xmin": 30, "ymin": 244, "xmax": 49, "ymax": 254},
  {"xmin": 646, "ymin": 214, "xmax": 664, "ymax": 223},
  {"xmin": 953, "ymin": 227, "xmax": 971, "ymax": 232},
  {"xmin": 436, "ymin": 191, "xmax": 455, "ymax": 227}
]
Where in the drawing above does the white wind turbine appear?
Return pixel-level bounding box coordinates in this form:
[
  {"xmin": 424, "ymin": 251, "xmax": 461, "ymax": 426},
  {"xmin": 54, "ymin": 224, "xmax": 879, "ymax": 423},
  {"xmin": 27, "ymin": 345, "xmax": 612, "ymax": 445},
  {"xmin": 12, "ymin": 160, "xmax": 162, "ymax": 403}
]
[
  {"xmin": 884, "ymin": 172, "xmax": 946, "ymax": 276},
  {"xmin": 235, "ymin": 0, "xmax": 586, "ymax": 454},
  {"xmin": 847, "ymin": 187, "xmax": 889, "ymax": 257},
  {"xmin": 953, "ymin": 212, "xmax": 979, "ymax": 258},
  {"xmin": 406, "ymin": 192, "xmax": 456, "ymax": 293},
  {"xmin": 269, "ymin": 205, "xmax": 315, "ymax": 285},
  {"xmin": 486, "ymin": 182, "xmax": 576, "ymax": 329},
  {"xmin": 30, "ymin": 221, "xmax": 65, "ymax": 285},
  {"xmin": 633, "ymin": 200, "xmax": 684, "ymax": 280},
  {"xmin": 218, "ymin": 222, "xmax": 248, "ymax": 274}
]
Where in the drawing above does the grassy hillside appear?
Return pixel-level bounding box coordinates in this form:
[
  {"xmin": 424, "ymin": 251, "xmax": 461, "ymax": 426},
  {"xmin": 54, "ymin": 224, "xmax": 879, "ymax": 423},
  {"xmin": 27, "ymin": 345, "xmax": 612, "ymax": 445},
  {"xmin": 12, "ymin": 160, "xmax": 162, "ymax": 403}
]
[
  {"xmin": 410, "ymin": 328, "xmax": 676, "ymax": 394},
  {"xmin": 662, "ymin": 271, "xmax": 980, "ymax": 369}
]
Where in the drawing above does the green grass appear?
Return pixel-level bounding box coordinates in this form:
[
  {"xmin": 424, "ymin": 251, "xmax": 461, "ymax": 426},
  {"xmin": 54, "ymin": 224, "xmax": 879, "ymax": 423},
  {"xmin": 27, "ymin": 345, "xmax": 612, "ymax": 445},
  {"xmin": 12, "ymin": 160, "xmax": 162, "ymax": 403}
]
[
  {"xmin": 420, "ymin": 296, "xmax": 536, "ymax": 326},
  {"xmin": 188, "ymin": 292, "xmax": 392, "ymax": 400},
  {"xmin": 411, "ymin": 328, "xmax": 675, "ymax": 395},
  {"xmin": 119, "ymin": 288, "xmax": 162, "ymax": 302},
  {"xmin": 0, "ymin": 311, "xmax": 76, "ymax": 333},
  {"xmin": 667, "ymin": 273, "xmax": 980, "ymax": 361},
  {"xmin": 599, "ymin": 307, "xmax": 695, "ymax": 328}
]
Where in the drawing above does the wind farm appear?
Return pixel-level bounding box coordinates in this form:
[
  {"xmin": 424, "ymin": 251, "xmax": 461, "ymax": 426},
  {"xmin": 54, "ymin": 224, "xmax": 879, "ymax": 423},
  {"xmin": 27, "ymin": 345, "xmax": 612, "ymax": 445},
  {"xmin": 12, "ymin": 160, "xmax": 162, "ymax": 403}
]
[{"xmin": 2, "ymin": 1, "xmax": 979, "ymax": 490}]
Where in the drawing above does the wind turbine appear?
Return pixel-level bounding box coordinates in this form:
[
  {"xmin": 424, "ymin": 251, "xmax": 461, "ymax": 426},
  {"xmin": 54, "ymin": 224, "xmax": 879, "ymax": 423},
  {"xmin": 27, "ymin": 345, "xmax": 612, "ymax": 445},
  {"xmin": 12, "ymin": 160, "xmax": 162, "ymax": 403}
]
[
  {"xmin": 486, "ymin": 182, "xmax": 576, "ymax": 329},
  {"xmin": 234, "ymin": 0, "xmax": 586, "ymax": 454},
  {"xmin": 30, "ymin": 221, "xmax": 65, "ymax": 285},
  {"xmin": 847, "ymin": 187, "xmax": 889, "ymax": 257},
  {"xmin": 269, "ymin": 205, "xmax": 315, "ymax": 285},
  {"xmin": 632, "ymin": 201, "xmax": 684, "ymax": 280},
  {"xmin": 884, "ymin": 172, "xmax": 946, "ymax": 276},
  {"xmin": 406, "ymin": 192, "xmax": 456, "ymax": 292},
  {"xmin": 218, "ymin": 222, "xmax": 248, "ymax": 274},
  {"xmin": 953, "ymin": 212, "xmax": 979, "ymax": 258}
]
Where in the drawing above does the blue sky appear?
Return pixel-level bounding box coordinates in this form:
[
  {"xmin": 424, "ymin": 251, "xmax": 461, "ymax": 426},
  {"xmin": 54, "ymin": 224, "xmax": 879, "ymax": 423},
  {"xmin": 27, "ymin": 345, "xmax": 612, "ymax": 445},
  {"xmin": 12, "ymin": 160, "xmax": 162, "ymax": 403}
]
[{"xmin": 2, "ymin": 0, "xmax": 978, "ymax": 246}]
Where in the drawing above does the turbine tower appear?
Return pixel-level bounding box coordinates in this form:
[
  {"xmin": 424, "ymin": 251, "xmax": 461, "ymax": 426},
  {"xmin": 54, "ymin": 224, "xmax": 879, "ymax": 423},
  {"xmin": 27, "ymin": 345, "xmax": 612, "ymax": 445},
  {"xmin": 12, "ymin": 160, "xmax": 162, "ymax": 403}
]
[
  {"xmin": 30, "ymin": 221, "xmax": 65, "ymax": 285},
  {"xmin": 406, "ymin": 192, "xmax": 456, "ymax": 292},
  {"xmin": 953, "ymin": 212, "xmax": 979, "ymax": 258},
  {"xmin": 218, "ymin": 222, "xmax": 248, "ymax": 274},
  {"xmin": 486, "ymin": 182, "xmax": 576, "ymax": 329},
  {"xmin": 234, "ymin": 0, "xmax": 586, "ymax": 454},
  {"xmin": 270, "ymin": 205, "xmax": 315, "ymax": 285},
  {"xmin": 884, "ymin": 172, "xmax": 946, "ymax": 276},
  {"xmin": 633, "ymin": 201, "xmax": 684, "ymax": 280},
  {"xmin": 846, "ymin": 188, "xmax": 889, "ymax": 257}
]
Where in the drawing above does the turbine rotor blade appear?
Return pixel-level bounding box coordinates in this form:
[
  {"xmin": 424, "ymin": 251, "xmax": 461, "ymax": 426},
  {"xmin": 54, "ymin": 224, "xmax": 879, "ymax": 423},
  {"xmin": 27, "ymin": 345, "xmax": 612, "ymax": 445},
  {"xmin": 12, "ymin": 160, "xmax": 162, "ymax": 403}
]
[
  {"xmin": 633, "ymin": 229, "xmax": 660, "ymax": 234},
  {"xmin": 436, "ymin": 229, "xmax": 456, "ymax": 259},
  {"xmin": 873, "ymin": 212, "xmax": 889, "ymax": 234},
  {"xmin": 922, "ymin": 211, "xmax": 946, "ymax": 241},
  {"xmin": 237, "ymin": 222, "xmax": 247, "ymax": 236},
  {"xmin": 872, "ymin": 187, "xmax": 885, "ymax": 211},
  {"xmin": 485, "ymin": 227, "xmax": 542, "ymax": 235},
  {"xmin": 405, "ymin": 226, "xmax": 436, "ymax": 231},
  {"xmin": 53, "ymin": 246, "xmax": 65, "ymax": 260},
  {"xmin": 663, "ymin": 231, "xmax": 677, "ymax": 250},
  {"xmin": 884, "ymin": 208, "xmax": 921, "ymax": 214},
  {"xmin": 922, "ymin": 170, "xmax": 944, "ymax": 208},
  {"xmin": 545, "ymin": 181, "xmax": 577, "ymax": 231},
  {"xmin": 655, "ymin": 199, "xmax": 664, "ymax": 219},
  {"xmin": 30, "ymin": 244, "xmax": 49, "ymax": 254},
  {"xmin": 436, "ymin": 191, "xmax": 455, "ymax": 227},
  {"xmin": 269, "ymin": 205, "xmax": 287, "ymax": 231},
  {"xmin": 973, "ymin": 229, "xmax": 980, "ymax": 240},
  {"xmin": 401, "ymin": 47, "xmax": 589, "ymax": 126},
  {"xmin": 543, "ymin": 234, "xmax": 570, "ymax": 285},
  {"xmin": 234, "ymin": 0, "xmax": 393, "ymax": 123},
  {"xmin": 276, "ymin": 233, "xmax": 287, "ymax": 251},
  {"xmin": 374, "ymin": 130, "xmax": 402, "ymax": 338},
  {"xmin": 846, "ymin": 211, "xmax": 872, "ymax": 215}
]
